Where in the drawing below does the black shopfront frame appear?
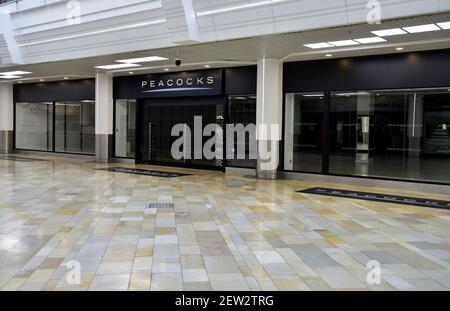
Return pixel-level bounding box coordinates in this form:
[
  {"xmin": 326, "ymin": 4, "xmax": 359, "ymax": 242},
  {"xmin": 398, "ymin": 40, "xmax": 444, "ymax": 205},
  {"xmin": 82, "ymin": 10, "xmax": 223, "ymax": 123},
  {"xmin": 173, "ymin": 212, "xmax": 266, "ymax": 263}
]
[
  {"xmin": 13, "ymin": 79, "xmax": 96, "ymax": 156},
  {"xmin": 113, "ymin": 66, "xmax": 258, "ymax": 170},
  {"xmin": 281, "ymin": 49, "xmax": 450, "ymax": 186}
]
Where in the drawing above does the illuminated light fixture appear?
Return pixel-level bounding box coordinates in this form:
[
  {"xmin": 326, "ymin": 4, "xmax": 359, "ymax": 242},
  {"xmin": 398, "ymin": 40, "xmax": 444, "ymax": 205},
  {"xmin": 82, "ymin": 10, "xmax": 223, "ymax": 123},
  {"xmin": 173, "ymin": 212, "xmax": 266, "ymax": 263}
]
[
  {"xmin": 95, "ymin": 63, "xmax": 141, "ymax": 70},
  {"xmin": 18, "ymin": 81, "xmax": 22, "ymax": 84},
  {"xmin": 64, "ymin": 77, "xmax": 69, "ymax": 80},
  {"xmin": 403, "ymin": 24, "xmax": 440, "ymax": 33},
  {"xmin": 18, "ymin": 19, "xmax": 166, "ymax": 47},
  {"xmin": 328, "ymin": 40, "xmax": 359, "ymax": 47},
  {"xmin": 302, "ymin": 94, "xmax": 324, "ymax": 97},
  {"xmin": 164, "ymin": 68, "xmax": 170, "ymax": 71},
  {"xmin": 336, "ymin": 91, "xmax": 370, "ymax": 96},
  {"xmin": 325, "ymin": 54, "xmax": 333, "ymax": 57},
  {"xmin": 204, "ymin": 64, "xmax": 211, "ymax": 68},
  {"xmin": 354, "ymin": 37, "xmax": 386, "ymax": 44},
  {"xmin": 129, "ymin": 72, "xmax": 134, "ymax": 75},
  {"xmin": 0, "ymin": 75, "xmax": 21, "ymax": 79},
  {"xmin": 371, "ymin": 28, "xmax": 406, "ymax": 37},
  {"xmin": 116, "ymin": 56, "xmax": 168, "ymax": 63},
  {"xmin": 437, "ymin": 22, "xmax": 450, "ymax": 30},
  {"xmin": 0, "ymin": 71, "xmax": 32, "ymax": 75},
  {"xmin": 40, "ymin": 79, "xmax": 44, "ymax": 82},
  {"xmin": 303, "ymin": 42, "xmax": 333, "ymax": 49},
  {"xmin": 396, "ymin": 47, "xmax": 404, "ymax": 51},
  {"xmin": 196, "ymin": 0, "xmax": 287, "ymax": 17}
]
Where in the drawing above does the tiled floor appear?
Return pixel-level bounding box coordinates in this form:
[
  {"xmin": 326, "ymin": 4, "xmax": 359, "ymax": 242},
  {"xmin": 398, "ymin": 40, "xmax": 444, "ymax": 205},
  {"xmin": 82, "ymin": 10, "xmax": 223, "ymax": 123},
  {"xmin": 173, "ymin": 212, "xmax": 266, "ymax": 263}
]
[{"xmin": 0, "ymin": 154, "xmax": 449, "ymax": 291}]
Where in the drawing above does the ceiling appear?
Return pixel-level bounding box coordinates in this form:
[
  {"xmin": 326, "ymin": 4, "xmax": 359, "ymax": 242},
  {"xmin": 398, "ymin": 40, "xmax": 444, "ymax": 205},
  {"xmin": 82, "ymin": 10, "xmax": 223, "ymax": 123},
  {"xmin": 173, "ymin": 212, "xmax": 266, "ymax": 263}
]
[{"xmin": 1, "ymin": 12, "xmax": 450, "ymax": 84}]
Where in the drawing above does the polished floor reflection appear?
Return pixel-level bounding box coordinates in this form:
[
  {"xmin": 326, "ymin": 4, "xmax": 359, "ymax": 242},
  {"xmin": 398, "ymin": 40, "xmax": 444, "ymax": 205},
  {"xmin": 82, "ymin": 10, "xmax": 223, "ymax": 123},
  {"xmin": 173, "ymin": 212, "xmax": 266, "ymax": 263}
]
[{"xmin": 0, "ymin": 155, "xmax": 449, "ymax": 291}]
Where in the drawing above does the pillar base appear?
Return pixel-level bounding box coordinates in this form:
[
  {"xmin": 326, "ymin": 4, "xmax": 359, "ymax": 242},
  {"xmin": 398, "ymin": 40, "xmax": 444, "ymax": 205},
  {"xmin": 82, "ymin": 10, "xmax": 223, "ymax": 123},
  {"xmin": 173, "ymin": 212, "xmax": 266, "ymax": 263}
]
[
  {"xmin": 256, "ymin": 140, "xmax": 280, "ymax": 180},
  {"xmin": 0, "ymin": 130, "xmax": 13, "ymax": 154},
  {"xmin": 95, "ymin": 134, "xmax": 113, "ymax": 163},
  {"xmin": 256, "ymin": 170, "xmax": 279, "ymax": 180}
]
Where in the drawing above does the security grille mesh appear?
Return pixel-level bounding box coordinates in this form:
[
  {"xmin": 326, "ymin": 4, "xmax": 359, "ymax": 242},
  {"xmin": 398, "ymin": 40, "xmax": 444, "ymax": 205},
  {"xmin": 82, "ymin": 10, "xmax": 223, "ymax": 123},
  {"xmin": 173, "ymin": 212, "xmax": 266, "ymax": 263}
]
[{"xmin": 138, "ymin": 98, "xmax": 224, "ymax": 169}]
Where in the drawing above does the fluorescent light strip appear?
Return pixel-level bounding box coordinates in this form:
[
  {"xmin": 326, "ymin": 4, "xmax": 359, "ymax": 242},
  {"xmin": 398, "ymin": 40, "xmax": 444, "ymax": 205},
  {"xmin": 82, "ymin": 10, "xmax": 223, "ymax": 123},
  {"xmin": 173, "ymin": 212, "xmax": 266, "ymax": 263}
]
[
  {"xmin": 371, "ymin": 28, "xmax": 406, "ymax": 37},
  {"xmin": 437, "ymin": 22, "xmax": 450, "ymax": 30},
  {"xmin": 196, "ymin": 0, "xmax": 286, "ymax": 17},
  {"xmin": 18, "ymin": 19, "xmax": 166, "ymax": 47},
  {"xmin": 116, "ymin": 56, "xmax": 168, "ymax": 63},
  {"xmin": 303, "ymin": 42, "xmax": 333, "ymax": 49},
  {"xmin": 328, "ymin": 40, "xmax": 359, "ymax": 47},
  {"xmin": 95, "ymin": 63, "xmax": 141, "ymax": 70},
  {"xmin": 354, "ymin": 37, "xmax": 386, "ymax": 44},
  {"xmin": 403, "ymin": 24, "xmax": 440, "ymax": 33},
  {"xmin": 0, "ymin": 76, "xmax": 21, "ymax": 79},
  {"xmin": 0, "ymin": 71, "xmax": 32, "ymax": 75}
]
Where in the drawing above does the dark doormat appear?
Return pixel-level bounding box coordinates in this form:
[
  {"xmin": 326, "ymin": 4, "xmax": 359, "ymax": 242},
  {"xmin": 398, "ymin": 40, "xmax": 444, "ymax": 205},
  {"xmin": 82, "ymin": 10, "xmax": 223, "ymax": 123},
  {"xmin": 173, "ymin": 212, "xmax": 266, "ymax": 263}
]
[
  {"xmin": 98, "ymin": 167, "xmax": 190, "ymax": 178},
  {"xmin": 0, "ymin": 156, "xmax": 48, "ymax": 162},
  {"xmin": 298, "ymin": 187, "xmax": 450, "ymax": 210}
]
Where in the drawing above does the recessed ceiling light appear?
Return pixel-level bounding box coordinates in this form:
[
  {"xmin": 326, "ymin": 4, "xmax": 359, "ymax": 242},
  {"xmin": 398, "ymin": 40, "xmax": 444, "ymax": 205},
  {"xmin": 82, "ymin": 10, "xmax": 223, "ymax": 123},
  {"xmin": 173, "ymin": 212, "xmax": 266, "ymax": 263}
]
[
  {"xmin": 303, "ymin": 42, "xmax": 333, "ymax": 49},
  {"xmin": 354, "ymin": 37, "xmax": 386, "ymax": 44},
  {"xmin": 40, "ymin": 79, "xmax": 44, "ymax": 82},
  {"xmin": 396, "ymin": 47, "xmax": 404, "ymax": 51},
  {"xmin": 0, "ymin": 71, "xmax": 32, "ymax": 76},
  {"xmin": 371, "ymin": 28, "xmax": 407, "ymax": 37},
  {"xmin": 328, "ymin": 40, "xmax": 359, "ymax": 47},
  {"xmin": 129, "ymin": 72, "xmax": 134, "ymax": 75},
  {"xmin": 64, "ymin": 77, "xmax": 69, "ymax": 80},
  {"xmin": 0, "ymin": 75, "xmax": 21, "ymax": 79},
  {"xmin": 325, "ymin": 54, "xmax": 333, "ymax": 57},
  {"xmin": 116, "ymin": 56, "xmax": 168, "ymax": 63},
  {"xmin": 95, "ymin": 63, "xmax": 141, "ymax": 70},
  {"xmin": 403, "ymin": 24, "xmax": 440, "ymax": 33},
  {"xmin": 204, "ymin": 64, "xmax": 211, "ymax": 68},
  {"xmin": 302, "ymin": 94, "xmax": 324, "ymax": 97},
  {"xmin": 437, "ymin": 22, "xmax": 450, "ymax": 30},
  {"xmin": 164, "ymin": 68, "xmax": 169, "ymax": 71}
]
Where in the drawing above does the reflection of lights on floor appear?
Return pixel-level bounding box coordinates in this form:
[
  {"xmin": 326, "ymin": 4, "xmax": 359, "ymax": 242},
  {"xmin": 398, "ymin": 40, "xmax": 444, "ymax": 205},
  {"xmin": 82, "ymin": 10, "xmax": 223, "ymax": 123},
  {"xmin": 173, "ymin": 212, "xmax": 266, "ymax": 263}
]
[{"xmin": 0, "ymin": 237, "xmax": 20, "ymax": 250}]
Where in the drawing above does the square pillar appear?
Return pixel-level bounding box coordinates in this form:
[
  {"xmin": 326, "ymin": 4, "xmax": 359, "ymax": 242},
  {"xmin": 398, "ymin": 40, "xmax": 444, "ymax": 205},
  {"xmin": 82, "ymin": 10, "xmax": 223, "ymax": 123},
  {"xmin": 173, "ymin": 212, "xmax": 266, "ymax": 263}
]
[
  {"xmin": 256, "ymin": 59, "xmax": 283, "ymax": 179},
  {"xmin": 95, "ymin": 73, "xmax": 113, "ymax": 163},
  {"xmin": 0, "ymin": 83, "xmax": 14, "ymax": 154}
]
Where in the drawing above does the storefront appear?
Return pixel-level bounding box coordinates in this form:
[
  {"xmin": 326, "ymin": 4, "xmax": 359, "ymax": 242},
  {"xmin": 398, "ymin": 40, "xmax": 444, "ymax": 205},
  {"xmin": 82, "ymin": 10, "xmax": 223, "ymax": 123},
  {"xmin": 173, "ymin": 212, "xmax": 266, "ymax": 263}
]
[
  {"xmin": 283, "ymin": 49, "xmax": 450, "ymax": 185},
  {"xmin": 10, "ymin": 50, "xmax": 449, "ymax": 185},
  {"xmin": 13, "ymin": 79, "xmax": 96, "ymax": 155},
  {"xmin": 113, "ymin": 66, "xmax": 257, "ymax": 171}
]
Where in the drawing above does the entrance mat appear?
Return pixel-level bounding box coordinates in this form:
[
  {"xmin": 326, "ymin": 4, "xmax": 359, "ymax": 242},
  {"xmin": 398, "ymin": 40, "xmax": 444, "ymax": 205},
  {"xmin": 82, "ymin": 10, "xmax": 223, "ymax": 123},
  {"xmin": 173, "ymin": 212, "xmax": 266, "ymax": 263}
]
[
  {"xmin": 298, "ymin": 187, "xmax": 450, "ymax": 210},
  {"xmin": 99, "ymin": 167, "xmax": 190, "ymax": 178},
  {"xmin": 0, "ymin": 156, "xmax": 48, "ymax": 162}
]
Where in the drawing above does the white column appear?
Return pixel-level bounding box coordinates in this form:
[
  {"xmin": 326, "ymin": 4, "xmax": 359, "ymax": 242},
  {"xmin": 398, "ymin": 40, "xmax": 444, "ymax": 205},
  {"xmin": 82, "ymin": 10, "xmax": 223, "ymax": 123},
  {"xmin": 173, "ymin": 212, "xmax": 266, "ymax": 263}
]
[
  {"xmin": 95, "ymin": 73, "xmax": 113, "ymax": 162},
  {"xmin": 256, "ymin": 59, "xmax": 283, "ymax": 179},
  {"xmin": 0, "ymin": 83, "xmax": 14, "ymax": 154}
]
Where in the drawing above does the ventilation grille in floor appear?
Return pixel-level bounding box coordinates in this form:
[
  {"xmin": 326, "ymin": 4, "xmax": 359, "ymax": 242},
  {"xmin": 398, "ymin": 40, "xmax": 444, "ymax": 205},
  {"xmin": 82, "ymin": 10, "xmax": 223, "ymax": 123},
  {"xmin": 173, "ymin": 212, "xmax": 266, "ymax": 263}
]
[
  {"xmin": 148, "ymin": 203, "xmax": 175, "ymax": 209},
  {"xmin": 298, "ymin": 187, "xmax": 450, "ymax": 210},
  {"xmin": 98, "ymin": 167, "xmax": 190, "ymax": 178}
]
